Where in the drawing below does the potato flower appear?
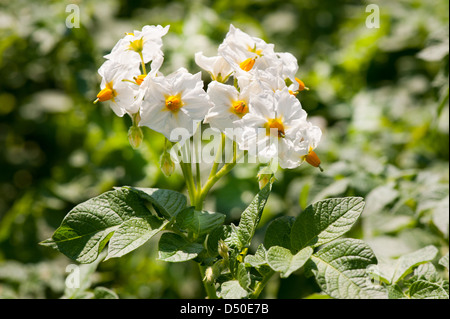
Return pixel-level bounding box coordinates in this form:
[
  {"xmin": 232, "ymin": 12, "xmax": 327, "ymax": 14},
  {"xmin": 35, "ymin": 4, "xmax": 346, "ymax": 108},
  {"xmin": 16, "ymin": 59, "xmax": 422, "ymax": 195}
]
[
  {"xmin": 104, "ymin": 25, "xmax": 169, "ymax": 76},
  {"xmin": 218, "ymin": 24, "xmax": 279, "ymax": 74},
  {"xmin": 236, "ymin": 88, "xmax": 311, "ymax": 168},
  {"xmin": 194, "ymin": 52, "xmax": 233, "ymax": 83},
  {"xmin": 204, "ymin": 81, "xmax": 255, "ymax": 133},
  {"xmin": 139, "ymin": 68, "xmax": 211, "ymax": 142},
  {"xmin": 94, "ymin": 60, "xmax": 141, "ymax": 117}
]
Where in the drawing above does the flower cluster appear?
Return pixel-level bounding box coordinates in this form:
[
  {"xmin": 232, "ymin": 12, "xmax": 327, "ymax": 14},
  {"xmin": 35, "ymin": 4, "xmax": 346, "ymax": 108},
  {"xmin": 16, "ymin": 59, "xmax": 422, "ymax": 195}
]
[{"xmin": 95, "ymin": 24, "xmax": 322, "ymax": 170}]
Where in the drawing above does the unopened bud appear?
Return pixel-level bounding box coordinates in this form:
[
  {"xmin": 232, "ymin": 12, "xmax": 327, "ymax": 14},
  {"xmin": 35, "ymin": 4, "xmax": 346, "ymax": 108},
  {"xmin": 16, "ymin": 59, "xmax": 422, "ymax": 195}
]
[
  {"xmin": 128, "ymin": 125, "xmax": 143, "ymax": 149},
  {"xmin": 218, "ymin": 239, "xmax": 229, "ymax": 260},
  {"xmin": 257, "ymin": 165, "xmax": 274, "ymax": 190},
  {"xmin": 258, "ymin": 174, "xmax": 271, "ymax": 190},
  {"xmin": 204, "ymin": 266, "xmax": 215, "ymax": 284},
  {"xmin": 160, "ymin": 152, "xmax": 175, "ymax": 177}
]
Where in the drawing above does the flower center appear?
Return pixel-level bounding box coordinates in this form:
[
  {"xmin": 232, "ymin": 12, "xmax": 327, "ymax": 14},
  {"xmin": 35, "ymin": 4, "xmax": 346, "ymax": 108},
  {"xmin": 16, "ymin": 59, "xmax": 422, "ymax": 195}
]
[
  {"xmin": 128, "ymin": 37, "xmax": 144, "ymax": 52},
  {"xmin": 247, "ymin": 44, "xmax": 263, "ymax": 56},
  {"xmin": 265, "ymin": 118, "xmax": 285, "ymax": 138},
  {"xmin": 239, "ymin": 57, "xmax": 256, "ymax": 72},
  {"xmin": 231, "ymin": 100, "xmax": 249, "ymax": 117},
  {"xmin": 135, "ymin": 74, "xmax": 146, "ymax": 85},
  {"xmin": 96, "ymin": 81, "xmax": 116, "ymax": 102},
  {"xmin": 165, "ymin": 95, "xmax": 183, "ymax": 112}
]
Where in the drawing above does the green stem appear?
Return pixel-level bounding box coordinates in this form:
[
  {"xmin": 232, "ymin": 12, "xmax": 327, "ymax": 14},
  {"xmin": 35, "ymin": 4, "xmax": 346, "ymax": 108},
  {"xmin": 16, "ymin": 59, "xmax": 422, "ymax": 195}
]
[
  {"xmin": 139, "ymin": 51, "xmax": 147, "ymax": 75},
  {"xmin": 192, "ymin": 179, "xmax": 218, "ymax": 299},
  {"xmin": 207, "ymin": 133, "xmax": 225, "ymax": 182},
  {"xmin": 179, "ymin": 160, "xmax": 196, "ymax": 206},
  {"xmin": 250, "ymin": 270, "xmax": 274, "ymax": 299},
  {"xmin": 198, "ymin": 147, "xmax": 246, "ymax": 207}
]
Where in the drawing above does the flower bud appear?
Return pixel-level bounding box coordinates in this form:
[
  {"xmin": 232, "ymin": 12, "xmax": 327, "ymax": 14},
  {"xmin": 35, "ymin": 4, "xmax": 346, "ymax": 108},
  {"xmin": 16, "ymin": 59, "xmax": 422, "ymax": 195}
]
[
  {"xmin": 218, "ymin": 239, "xmax": 229, "ymax": 260},
  {"xmin": 257, "ymin": 165, "xmax": 274, "ymax": 190},
  {"xmin": 204, "ymin": 266, "xmax": 215, "ymax": 284},
  {"xmin": 160, "ymin": 151, "xmax": 175, "ymax": 177},
  {"xmin": 128, "ymin": 125, "xmax": 143, "ymax": 149}
]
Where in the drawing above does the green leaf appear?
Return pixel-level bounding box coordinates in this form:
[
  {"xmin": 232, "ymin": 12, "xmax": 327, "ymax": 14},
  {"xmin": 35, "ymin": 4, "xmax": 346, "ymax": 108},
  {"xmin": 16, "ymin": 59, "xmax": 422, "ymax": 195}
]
[
  {"xmin": 391, "ymin": 245, "xmax": 439, "ymax": 284},
  {"xmin": 308, "ymin": 238, "xmax": 386, "ymax": 299},
  {"xmin": 267, "ymin": 246, "xmax": 313, "ymax": 278},
  {"xmin": 291, "ymin": 197, "xmax": 365, "ymax": 251},
  {"xmin": 158, "ymin": 232, "xmax": 204, "ymax": 262},
  {"xmin": 244, "ymin": 244, "xmax": 268, "ymax": 268},
  {"xmin": 217, "ymin": 280, "xmax": 248, "ymax": 299},
  {"xmin": 232, "ymin": 182, "xmax": 272, "ymax": 250},
  {"xmin": 439, "ymin": 252, "xmax": 449, "ymax": 270},
  {"xmin": 41, "ymin": 188, "xmax": 151, "ymax": 263},
  {"xmin": 411, "ymin": 263, "xmax": 440, "ymax": 283},
  {"xmin": 387, "ymin": 284, "xmax": 408, "ymax": 299},
  {"xmin": 93, "ymin": 287, "xmax": 119, "ymax": 299},
  {"xmin": 264, "ymin": 216, "xmax": 295, "ymax": 250},
  {"xmin": 237, "ymin": 263, "xmax": 251, "ymax": 290},
  {"xmin": 126, "ymin": 187, "xmax": 187, "ymax": 220},
  {"xmin": 106, "ymin": 216, "xmax": 168, "ymax": 260},
  {"xmin": 176, "ymin": 207, "xmax": 225, "ymax": 237},
  {"xmin": 408, "ymin": 280, "xmax": 449, "ymax": 299}
]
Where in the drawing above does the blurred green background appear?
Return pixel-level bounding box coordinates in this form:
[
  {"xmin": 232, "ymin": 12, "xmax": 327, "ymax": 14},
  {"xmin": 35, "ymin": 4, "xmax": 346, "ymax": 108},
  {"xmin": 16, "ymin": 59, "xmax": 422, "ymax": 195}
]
[{"xmin": 0, "ymin": 0, "xmax": 448, "ymax": 299}]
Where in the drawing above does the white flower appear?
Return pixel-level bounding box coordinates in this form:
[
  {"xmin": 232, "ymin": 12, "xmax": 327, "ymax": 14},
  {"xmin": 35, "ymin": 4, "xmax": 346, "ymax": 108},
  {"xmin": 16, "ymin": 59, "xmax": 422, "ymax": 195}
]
[
  {"xmin": 218, "ymin": 24, "xmax": 279, "ymax": 74},
  {"xmin": 105, "ymin": 25, "xmax": 169, "ymax": 75},
  {"xmin": 139, "ymin": 68, "xmax": 211, "ymax": 141},
  {"xmin": 204, "ymin": 81, "xmax": 253, "ymax": 133},
  {"xmin": 274, "ymin": 121, "xmax": 322, "ymax": 169},
  {"xmin": 236, "ymin": 88, "xmax": 309, "ymax": 168},
  {"xmin": 194, "ymin": 52, "xmax": 233, "ymax": 83},
  {"xmin": 252, "ymin": 67, "xmax": 288, "ymax": 93},
  {"xmin": 293, "ymin": 122, "xmax": 322, "ymax": 169},
  {"xmin": 95, "ymin": 60, "xmax": 141, "ymax": 117},
  {"xmin": 276, "ymin": 52, "xmax": 300, "ymax": 91}
]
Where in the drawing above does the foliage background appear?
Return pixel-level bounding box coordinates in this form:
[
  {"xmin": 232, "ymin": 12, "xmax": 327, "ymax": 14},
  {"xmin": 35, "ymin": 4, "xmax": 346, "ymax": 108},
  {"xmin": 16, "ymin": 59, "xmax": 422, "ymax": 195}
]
[{"xmin": 0, "ymin": 0, "xmax": 448, "ymax": 299}]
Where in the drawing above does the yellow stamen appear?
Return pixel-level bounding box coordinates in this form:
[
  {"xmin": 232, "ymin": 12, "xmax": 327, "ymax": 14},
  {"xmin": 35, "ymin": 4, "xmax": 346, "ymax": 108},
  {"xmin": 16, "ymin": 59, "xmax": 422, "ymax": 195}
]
[
  {"xmin": 264, "ymin": 118, "xmax": 285, "ymax": 138},
  {"xmin": 295, "ymin": 78, "xmax": 309, "ymax": 91},
  {"xmin": 303, "ymin": 148, "xmax": 323, "ymax": 171},
  {"xmin": 135, "ymin": 74, "xmax": 146, "ymax": 85},
  {"xmin": 128, "ymin": 37, "xmax": 144, "ymax": 52},
  {"xmin": 247, "ymin": 44, "xmax": 263, "ymax": 56},
  {"xmin": 230, "ymin": 100, "xmax": 249, "ymax": 117},
  {"xmin": 165, "ymin": 95, "xmax": 183, "ymax": 112},
  {"xmin": 96, "ymin": 81, "xmax": 116, "ymax": 102},
  {"xmin": 239, "ymin": 58, "xmax": 256, "ymax": 72}
]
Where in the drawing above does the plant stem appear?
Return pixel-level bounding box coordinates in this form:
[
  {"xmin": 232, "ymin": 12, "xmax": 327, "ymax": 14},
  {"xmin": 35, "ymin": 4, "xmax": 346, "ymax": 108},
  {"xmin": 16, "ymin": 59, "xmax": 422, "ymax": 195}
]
[
  {"xmin": 192, "ymin": 182, "xmax": 218, "ymax": 299},
  {"xmin": 139, "ymin": 52, "xmax": 147, "ymax": 75},
  {"xmin": 198, "ymin": 147, "xmax": 246, "ymax": 207},
  {"xmin": 250, "ymin": 270, "xmax": 274, "ymax": 299},
  {"xmin": 207, "ymin": 133, "xmax": 225, "ymax": 182},
  {"xmin": 179, "ymin": 160, "xmax": 196, "ymax": 206}
]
